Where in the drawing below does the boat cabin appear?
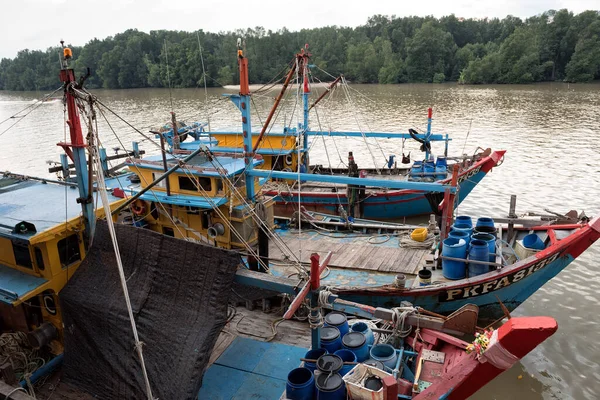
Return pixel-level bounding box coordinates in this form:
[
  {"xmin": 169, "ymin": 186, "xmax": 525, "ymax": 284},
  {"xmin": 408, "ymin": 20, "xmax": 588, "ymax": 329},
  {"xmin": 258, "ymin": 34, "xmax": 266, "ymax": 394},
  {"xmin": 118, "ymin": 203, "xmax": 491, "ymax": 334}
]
[{"xmin": 123, "ymin": 151, "xmax": 275, "ymax": 250}]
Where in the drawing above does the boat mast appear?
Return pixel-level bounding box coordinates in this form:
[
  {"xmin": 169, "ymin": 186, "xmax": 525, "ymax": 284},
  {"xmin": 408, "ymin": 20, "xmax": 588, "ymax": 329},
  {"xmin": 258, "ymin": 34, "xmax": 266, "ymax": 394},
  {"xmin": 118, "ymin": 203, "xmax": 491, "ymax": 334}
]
[
  {"xmin": 237, "ymin": 39, "xmax": 255, "ymax": 200},
  {"xmin": 301, "ymin": 46, "xmax": 310, "ymax": 170},
  {"xmin": 58, "ymin": 41, "xmax": 95, "ymax": 243}
]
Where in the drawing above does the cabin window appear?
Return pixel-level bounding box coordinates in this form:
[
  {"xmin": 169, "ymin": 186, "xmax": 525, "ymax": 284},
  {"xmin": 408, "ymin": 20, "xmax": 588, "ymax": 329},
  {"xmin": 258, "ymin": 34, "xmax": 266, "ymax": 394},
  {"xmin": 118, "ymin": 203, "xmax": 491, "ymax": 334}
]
[
  {"xmin": 34, "ymin": 247, "xmax": 45, "ymax": 271},
  {"xmin": 234, "ymin": 174, "xmax": 246, "ymax": 188},
  {"xmin": 13, "ymin": 241, "xmax": 32, "ymax": 269},
  {"xmin": 58, "ymin": 234, "xmax": 81, "ymax": 267},
  {"xmin": 152, "ymin": 173, "xmax": 167, "ymax": 188},
  {"xmin": 177, "ymin": 175, "xmax": 212, "ymax": 192},
  {"xmin": 163, "ymin": 227, "xmax": 174, "ymax": 237}
]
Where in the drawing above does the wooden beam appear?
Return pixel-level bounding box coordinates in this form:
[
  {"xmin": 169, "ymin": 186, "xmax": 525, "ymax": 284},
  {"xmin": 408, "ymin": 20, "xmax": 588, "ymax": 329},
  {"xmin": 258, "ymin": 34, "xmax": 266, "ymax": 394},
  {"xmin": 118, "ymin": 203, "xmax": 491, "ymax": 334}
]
[{"xmin": 0, "ymin": 381, "xmax": 36, "ymax": 400}]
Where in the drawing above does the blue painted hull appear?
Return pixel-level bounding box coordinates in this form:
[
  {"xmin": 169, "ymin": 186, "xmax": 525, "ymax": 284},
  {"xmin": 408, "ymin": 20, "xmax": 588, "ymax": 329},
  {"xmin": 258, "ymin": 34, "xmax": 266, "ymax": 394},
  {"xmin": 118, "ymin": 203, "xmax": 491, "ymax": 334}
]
[
  {"xmin": 332, "ymin": 219, "xmax": 600, "ymax": 324},
  {"xmin": 268, "ymin": 151, "xmax": 504, "ymax": 219}
]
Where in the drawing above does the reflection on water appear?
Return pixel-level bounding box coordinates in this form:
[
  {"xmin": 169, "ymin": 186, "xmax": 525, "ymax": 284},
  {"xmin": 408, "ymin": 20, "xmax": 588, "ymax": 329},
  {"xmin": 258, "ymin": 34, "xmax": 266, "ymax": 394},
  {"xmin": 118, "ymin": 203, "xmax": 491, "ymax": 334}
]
[{"xmin": 1, "ymin": 82, "xmax": 599, "ymax": 399}]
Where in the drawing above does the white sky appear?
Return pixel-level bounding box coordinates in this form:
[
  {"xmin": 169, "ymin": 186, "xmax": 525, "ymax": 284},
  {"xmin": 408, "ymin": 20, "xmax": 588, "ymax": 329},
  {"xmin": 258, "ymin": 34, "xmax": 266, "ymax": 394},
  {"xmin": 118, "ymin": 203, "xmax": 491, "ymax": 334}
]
[{"xmin": 1, "ymin": 0, "xmax": 597, "ymax": 59}]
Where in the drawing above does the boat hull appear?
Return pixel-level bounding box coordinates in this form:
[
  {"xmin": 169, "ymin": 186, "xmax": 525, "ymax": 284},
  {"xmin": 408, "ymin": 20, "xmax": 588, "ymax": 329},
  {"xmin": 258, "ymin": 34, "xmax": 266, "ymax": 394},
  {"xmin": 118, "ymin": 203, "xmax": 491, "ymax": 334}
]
[
  {"xmin": 333, "ymin": 218, "xmax": 600, "ymax": 324},
  {"xmin": 267, "ymin": 150, "xmax": 505, "ymax": 219}
]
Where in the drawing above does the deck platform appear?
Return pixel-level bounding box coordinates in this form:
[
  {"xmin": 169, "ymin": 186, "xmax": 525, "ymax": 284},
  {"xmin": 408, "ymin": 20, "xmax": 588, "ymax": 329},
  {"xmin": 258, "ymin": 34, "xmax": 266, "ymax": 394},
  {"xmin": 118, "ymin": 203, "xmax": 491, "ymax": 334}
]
[{"xmin": 271, "ymin": 229, "xmax": 428, "ymax": 275}]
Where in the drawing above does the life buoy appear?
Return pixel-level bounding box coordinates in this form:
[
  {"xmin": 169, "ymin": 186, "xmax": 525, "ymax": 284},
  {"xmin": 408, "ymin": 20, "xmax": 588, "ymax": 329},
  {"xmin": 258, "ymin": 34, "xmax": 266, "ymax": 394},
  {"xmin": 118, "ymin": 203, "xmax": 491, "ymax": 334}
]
[
  {"xmin": 284, "ymin": 154, "xmax": 293, "ymax": 166},
  {"xmin": 131, "ymin": 200, "xmax": 147, "ymax": 216}
]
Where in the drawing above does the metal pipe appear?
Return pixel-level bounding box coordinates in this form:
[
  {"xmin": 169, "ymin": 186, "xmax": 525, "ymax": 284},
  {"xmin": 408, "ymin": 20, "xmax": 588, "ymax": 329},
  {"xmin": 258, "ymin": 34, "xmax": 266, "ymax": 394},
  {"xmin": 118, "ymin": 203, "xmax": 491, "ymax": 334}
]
[
  {"xmin": 309, "ymin": 76, "xmax": 341, "ymax": 111},
  {"xmin": 111, "ymin": 147, "xmax": 203, "ymax": 216},
  {"xmin": 248, "ymin": 169, "xmax": 456, "ymax": 193}
]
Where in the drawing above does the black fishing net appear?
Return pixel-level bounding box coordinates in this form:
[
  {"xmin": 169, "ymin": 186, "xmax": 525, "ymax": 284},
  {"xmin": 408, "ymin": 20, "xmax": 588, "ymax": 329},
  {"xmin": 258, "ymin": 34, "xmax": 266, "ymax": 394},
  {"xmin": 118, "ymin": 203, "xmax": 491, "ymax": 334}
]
[{"xmin": 60, "ymin": 220, "xmax": 240, "ymax": 399}]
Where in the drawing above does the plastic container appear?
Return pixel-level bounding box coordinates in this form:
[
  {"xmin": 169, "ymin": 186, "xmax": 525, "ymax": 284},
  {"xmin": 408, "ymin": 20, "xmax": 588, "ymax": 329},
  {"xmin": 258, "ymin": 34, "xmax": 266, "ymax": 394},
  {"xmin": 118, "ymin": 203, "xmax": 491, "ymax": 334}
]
[
  {"xmin": 342, "ymin": 332, "xmax": 369, "ymax": 362},
  {"xmin": 410, "ymin": 161, "xmax": 423, "ymax": 177},
  {"xmin": 423, "ymin": 160, "xmax": 435, "ymax": 179},
  {"xmin": 455, "ymin": 215, "xmax": 473, "ymax": 228},
  {"xmin": 474, "ymin": 225, "xmax": 497, "ymax": 237},
  {"xmin": 343, "ymin": 364, "xmax": 391, "ymax": 400},
  {"xmin": 286, "ymin": 367, "xmax": 314, "ymax": 400},
  {"xmin": 364, "ymin": 376, "xmax": 383, "ymax": 391},
  {"xmin": 435, "ymin": 165, "xmax": 447, "ymax": 180},
  {"xmin": 410, "ymin": 227, "xmax": 428, "ymax": 242},
  {"xmin": 442, "ymin": 237, "xmax": 467, "ymax": 280},
  {"xmin": 320, "ymin": 326, "xmax": 342, "ymax": 353},
  {"xmin": 350, "ymin": 322, "xmax": 374, "ymax": 346},
  {"xmin": 369, "ymin": 344, "xmax": 398, "ymax": 369},
  {"xmin": 451, "ymin": 223, "xmax": 473, "ymax": 236},
  {"xmin": 363, "ymin": 359, "xmax": 385, "ymax": 370},
  {"xmin": 418, "ymin": 269, "xmax": 432, "ymax": 286},
  {"xmin": 448, "ymin": 230, "xmax": 470, "ymax": 242},
  {"xmin": 315, "ymin": 372, "xmax": 346, "ymax": 400},
  {"xmin": 468, "ymin": 239, "xmax": 490, "ymax": 277},
  {"xmin": 304, "ymin": 348, "xmax": 327, "ymax": 374},
  {"xmin": 333, "ymin": 349, "xmax": 357, "ymax": 376},
  {"xmin": 316, "ymin": 354, "xmax": 343, "ymax": 375},
  {"xmin": 324, "ymin": 312, "xmax": 350, "ymax": 337},
  {"xmin": 522, "ymin": 233, "xmax": 545, "ymax": 250},
  {"xmin": 471, "ymin": 232, "xmax": 496, "ymax": 262},
  {"xmin": 476, "ymin": 217, "xmax": 495, "ymax": 229},
  {"xmin": 436, "ymin": 155, "xmax": 448, "ymax": 169}
]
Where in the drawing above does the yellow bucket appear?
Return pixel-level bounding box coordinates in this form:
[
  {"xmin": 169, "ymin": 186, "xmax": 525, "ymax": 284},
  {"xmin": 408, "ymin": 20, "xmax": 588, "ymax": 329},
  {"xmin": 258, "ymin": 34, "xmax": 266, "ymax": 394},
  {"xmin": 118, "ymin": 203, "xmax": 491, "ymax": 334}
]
[{"xmin": 411, "ymin": 227, "xmax": 428, "ymax": 242}]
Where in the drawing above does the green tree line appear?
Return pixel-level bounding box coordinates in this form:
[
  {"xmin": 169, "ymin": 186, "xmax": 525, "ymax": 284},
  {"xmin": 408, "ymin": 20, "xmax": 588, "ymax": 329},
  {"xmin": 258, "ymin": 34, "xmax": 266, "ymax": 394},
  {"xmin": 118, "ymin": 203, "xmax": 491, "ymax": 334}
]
[{"xmin": 1, "ymin": 9, "xmax": 599, "ymax": 91}]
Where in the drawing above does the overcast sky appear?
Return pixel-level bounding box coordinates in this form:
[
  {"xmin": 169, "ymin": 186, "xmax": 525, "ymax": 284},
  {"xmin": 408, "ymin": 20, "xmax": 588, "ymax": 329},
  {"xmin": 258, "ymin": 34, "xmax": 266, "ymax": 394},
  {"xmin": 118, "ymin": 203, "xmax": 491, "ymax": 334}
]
[{"xmin": 1, "ymin": 0, "xmax": 597, "ymax": 59}]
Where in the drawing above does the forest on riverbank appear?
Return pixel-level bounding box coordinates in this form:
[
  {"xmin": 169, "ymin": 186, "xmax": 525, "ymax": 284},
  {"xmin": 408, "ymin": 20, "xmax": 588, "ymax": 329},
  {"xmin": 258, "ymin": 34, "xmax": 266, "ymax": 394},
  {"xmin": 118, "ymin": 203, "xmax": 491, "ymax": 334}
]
[{"xmin": 1, "ymin": 9, "xmax": 599, "ymax": 91}]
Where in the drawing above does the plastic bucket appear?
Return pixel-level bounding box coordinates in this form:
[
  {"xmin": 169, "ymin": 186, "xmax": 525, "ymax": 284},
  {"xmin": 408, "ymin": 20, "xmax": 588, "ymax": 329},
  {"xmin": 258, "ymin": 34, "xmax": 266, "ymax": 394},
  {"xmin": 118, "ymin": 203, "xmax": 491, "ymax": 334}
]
[
  {"xmin": 370, "ymin": 344, "xmax": 398, "ymax": 369},
  {"xmin": 304, "ymin": 348, "xmax": 327, "ymax": 374},
  {"xmin": 451, "ymin": 223, "xmax": 473, "ymax": 236},
  {"xmin": 320, "ymin": 326, "xmax": 342, "ymax": 353},
  {"xmin": 523, "ymin": 233, "xmax": 545, "ymax": 250},
  {"xmin": 468, "ymin": 239, "xmax": 490, "ymax": 277},
  {"xmin": 315, "ymin": 372, "xmax": 345, "ymax": 400},
  {"xmin": 418, "ymin": 269, "xmax": 432, "ymax": 286},
  {"xmin": 316, "ymin": 354, "xmax": 343, "ymax": 375},
  {"xmin": 476, "ymin": 217, "xmax": 495, "ymax": 229},
  {"xmin": 286, "ymin": 367, "xmax": 314, "ymax": 400},
  {"xmin": 442, "ymin": 237, "xmax": 467, "ymax": 280},
  {"xmin": 448, "ymin": 230, "xmax": 470, "ymax": 242},
  {"xmin": 333, "ymin": 349, "xmax": 356, "ymax": 376},
  {"xmin": 471, "ymin": 233, "xmax": 496, "ymax": 262},
  {"xmin": 341, "ymin": 332, "xmax": 369, "ymax": 362},
  {"xmin": 324, "ymin": 312, "xmax": 349, "ymax": 337},
  {"xmin": 349, "ymin": 322, "xmax": 374, "ymax": 346},
  {"xmin": 455, "ymin": 215, "xmax": 473, "ymax": 228}
]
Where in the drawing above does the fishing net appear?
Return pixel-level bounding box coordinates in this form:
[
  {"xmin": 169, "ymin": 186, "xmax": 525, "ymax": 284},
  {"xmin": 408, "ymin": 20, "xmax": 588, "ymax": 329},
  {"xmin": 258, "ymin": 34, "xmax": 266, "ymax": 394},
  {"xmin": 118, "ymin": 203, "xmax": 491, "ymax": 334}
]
[{"xmin": 60, "ymin": 220, "xmax": 240, "ymax": 399}]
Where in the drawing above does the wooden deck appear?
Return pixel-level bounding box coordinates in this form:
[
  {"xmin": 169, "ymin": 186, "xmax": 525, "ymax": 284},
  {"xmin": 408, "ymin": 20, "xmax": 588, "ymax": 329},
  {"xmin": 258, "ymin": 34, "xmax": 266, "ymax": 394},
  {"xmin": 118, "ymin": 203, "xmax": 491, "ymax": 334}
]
[{"xmin": 271, "ymin": 231, "xmax": 428, "ymax": 275}]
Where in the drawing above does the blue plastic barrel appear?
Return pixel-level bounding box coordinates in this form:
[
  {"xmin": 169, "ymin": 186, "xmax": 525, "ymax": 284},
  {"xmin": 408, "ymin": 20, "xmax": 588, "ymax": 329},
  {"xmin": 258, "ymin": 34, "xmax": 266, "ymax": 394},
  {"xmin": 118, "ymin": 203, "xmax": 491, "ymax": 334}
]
[
  {"xmin": 316, "ymin": 354, "xmax": 343, "ymax": 375},
  {"xmin": 471, "ymin": 232, "xmax": 496, "ymax": 262},
  {"xmin": 451, "ymin": 223, "xmax": 473, "ymax": 236},
  {"xmin": 523, "ymin": 233, "xmax": 545, "ymax": 250},
  {"xmin": 286, "ymin": 367, "xmax": 314, "ymax": 400},
  {"xmin": 342, "ymin": 332, "xmax": 368, "ymax": 362},
  {"xmin": 320, "ymin": 327, "xmax": 342, "ymax": 353},
  {"xmin": 442, "ymin": 237, "xmax": 467, "ymax": 280},
  {"xmin": 436, "ymin": 155, "xmax": 448, "ymax": 169},
  {"xmin": 468, "ymin": 239, "xmax": 490, "ymax": 277},
  {"xmin": 315, "ymin": 372, "xmax": 346, "ymax": 400},
  {"xmin": 369, "ymin": 344, "xmax": 398, "ymax": 369},
  {"xmin": 448, "ymin": 229, "xmax": 470, "ymax": 242},
  {"xmin": 350, "ymin": 322, "xmax": 374, "ymax": 346},
  {"xmin": 363, "ymin": 359, "xmax": 385, "ymax": 370},
  {"xmin": 304, "ymin": 348, "xmax": 327, "ymax": 374},
  {"xmin": 424, "ymin": 160, "xmax": 435, "ymax": 179},
  {"xmin": 455, "ymin": 215, "xmax": 473, "ymax": 228},
  {"xmin": 435, "ymin": 165, "xmax": 447, "ymax": 180},
  {"xmin": 410, "ymin": 161, "xmax": 423, "ymax": 177},
  {"xmin": 324, "ymin": 312, "xmax": 349, "ymax": 338},
  {"xmin": 333, "ymin": 349, "xmax": 357, "ymax": 376},
  {"xmin": 476, "ymin": 217, "xmax": 495, "ymax": 229}
]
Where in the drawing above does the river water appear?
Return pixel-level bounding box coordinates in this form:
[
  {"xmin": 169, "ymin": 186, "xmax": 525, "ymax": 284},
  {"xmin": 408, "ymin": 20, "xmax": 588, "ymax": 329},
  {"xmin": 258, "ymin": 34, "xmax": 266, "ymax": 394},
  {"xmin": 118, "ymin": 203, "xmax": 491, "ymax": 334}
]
[{"xmin": 1, "ymin": 82, "xmax": 599, "ymax": 399}]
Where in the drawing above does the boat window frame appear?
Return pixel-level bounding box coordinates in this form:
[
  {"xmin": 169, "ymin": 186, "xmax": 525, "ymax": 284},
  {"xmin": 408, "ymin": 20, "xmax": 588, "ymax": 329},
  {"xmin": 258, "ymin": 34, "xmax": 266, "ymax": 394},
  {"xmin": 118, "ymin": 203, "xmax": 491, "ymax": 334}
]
[{"xmin": 57, "ymin": 233, "xmax": 82, "ymax": 268}]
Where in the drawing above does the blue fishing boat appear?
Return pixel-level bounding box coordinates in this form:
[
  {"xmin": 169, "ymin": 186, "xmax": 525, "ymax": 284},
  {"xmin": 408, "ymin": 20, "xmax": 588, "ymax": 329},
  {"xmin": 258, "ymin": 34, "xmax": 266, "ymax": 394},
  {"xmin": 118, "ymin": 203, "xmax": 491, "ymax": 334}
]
[{"xmin": 157, "ymin": 46, "xmax": 505, "ymax": 220}]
